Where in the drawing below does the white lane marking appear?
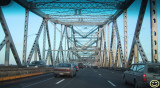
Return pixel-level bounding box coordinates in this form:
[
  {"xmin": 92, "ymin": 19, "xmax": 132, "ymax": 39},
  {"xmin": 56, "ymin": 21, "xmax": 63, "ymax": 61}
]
[
  {"xmin": 56, "ymin": 79, "xmax": 65, "ymax": 84},
  {"xmin": 98, "ymin": 74, "xmax": 102, "ymax": 76},
  {"xmin": 22, "ymin": 77, "xmax": 54, "ymax": 88},
  {"xmin": 107, "ymin": 80, "xmax": 116, "ymax": 87}
]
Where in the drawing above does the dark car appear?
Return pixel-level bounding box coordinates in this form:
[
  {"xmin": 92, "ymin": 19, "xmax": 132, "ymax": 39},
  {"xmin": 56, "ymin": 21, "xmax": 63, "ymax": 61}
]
[
  {"xmin": 123, "ymin": 62, "xmax": 160, "ymax": 88},
  {"xmin": 28, "ymin": 61, "xmax": 46, "ymax": 67},
  {"xmin": 73, "ymin": 63, "xmax": 79, "ymax": 72},
  {"xmin": 78, "ymin": 63, "xmax": 84, "ymax": 69}
]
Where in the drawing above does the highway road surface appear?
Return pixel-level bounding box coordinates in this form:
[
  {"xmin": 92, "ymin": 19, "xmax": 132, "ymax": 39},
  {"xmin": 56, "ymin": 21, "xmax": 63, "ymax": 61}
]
[{"xmin": 1, "ymin": 68, "xmax": 134, "ymax": 88}]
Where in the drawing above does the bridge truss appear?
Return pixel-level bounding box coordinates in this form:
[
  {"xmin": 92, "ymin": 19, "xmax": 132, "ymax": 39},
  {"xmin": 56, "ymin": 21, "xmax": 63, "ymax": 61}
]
[{"xmin": 0, "ymin": 0, "xmax": 159, "ymax": 68}]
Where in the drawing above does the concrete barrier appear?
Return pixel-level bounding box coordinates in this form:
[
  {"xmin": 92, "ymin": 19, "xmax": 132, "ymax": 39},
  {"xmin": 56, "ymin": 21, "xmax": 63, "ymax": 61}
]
[{"xmin": 0, "ymin": 66, "xmax": 53, "ymax": 81}]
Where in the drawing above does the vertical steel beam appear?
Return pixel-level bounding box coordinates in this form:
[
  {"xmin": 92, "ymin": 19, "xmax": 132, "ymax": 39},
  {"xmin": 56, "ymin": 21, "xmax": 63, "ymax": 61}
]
[
  {"xmin": 22, "ymin": 9, "xmax": 29, "ymax": 65},
  {"xmin": 113, "ymin": 24, "xmax": 116, "ymax": 66},
  {"xmin": 127, "ymin": 0, "xmax": 148, "ymax": 68},
  {"xmin": 150, "ymin": 0, "xmax": 158, "ymax": 63},
  {"xmin": 109, "ymin": 23, "xmax": 114, "ymax": 67},
  {"xmin": 117, "ymin": 48, "xmax": 121, "ymax": 68},
  {"xmin": 124, "ymin": 10, "xmax": 128, "ymax": 68},
  {"xmin": 134, "ymin": 44, "xmax": 139, "ymax": 63},
  {"xmin": 103, "ymin": 25, "xmax": 107, "ymax": 67},
  {"xmin": 53, "ymin": 23, "xmax": 56, "ymax": 63},
  {"xmin": 34, "ymin": 43, "xmax": 38, "ymax": 61},
  {"xmin": 5, "ymin": 41, "xmax": 10, "ymax": 66},
  {"xmin": 107, "ymin": 24, "xmax": 110, "ymax": 67},
  {"xmin": 46, "ymin": 20, "xmax": 53, "ymax": 65},
  {"xmin": 0, "ymin": 7, "xmax": 22, "ymax": 66},
  {"xmin": 42, "ymin": 20, "xmax": 46, "ymax": 60}
]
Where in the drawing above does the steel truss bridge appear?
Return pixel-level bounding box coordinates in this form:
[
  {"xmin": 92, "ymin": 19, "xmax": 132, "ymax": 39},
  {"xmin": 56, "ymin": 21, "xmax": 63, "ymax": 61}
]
[{"xmin": 0, "ymin": 0, "xmax": 159, "ymax": 70}]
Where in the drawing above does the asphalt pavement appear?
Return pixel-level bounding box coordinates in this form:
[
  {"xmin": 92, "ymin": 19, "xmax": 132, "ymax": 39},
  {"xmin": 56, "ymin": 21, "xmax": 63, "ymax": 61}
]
[{"xmin": 1, "ymin": 68, "xmax": 134, "ymax": 88}]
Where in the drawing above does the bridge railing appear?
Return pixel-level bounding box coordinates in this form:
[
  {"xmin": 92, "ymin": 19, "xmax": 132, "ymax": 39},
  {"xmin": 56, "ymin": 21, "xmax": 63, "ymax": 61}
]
[{"xmin": 0, "ymin": 66, "xmax": 53, "ymax": 81}]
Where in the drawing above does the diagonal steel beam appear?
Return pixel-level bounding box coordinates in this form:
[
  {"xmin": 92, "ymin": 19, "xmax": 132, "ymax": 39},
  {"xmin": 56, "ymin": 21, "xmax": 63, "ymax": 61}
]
[
  {"xmin": 0, "ymin": 8, "xmax": 22, "ymax": 66},
  {"xmin": 27, "ymin": 20, "xmax": 45, "ymax": 64},
  {"xmin": 37, "ymin": 44, "xmax": 42, "ymax": 60},
  {"xmin": 113, "ymin": 20, "xmax": 125, "ymax": 67},
  {"xmin": 127, "ymin": 0, "xmax": 148, "ymax": 68},
  {"xmin": 0, "ymin": 37, "xmax": 9, "ymax": 51}
]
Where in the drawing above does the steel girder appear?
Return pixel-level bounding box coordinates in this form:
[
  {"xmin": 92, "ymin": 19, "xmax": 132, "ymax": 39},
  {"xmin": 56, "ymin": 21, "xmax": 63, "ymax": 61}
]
[
  {"xmin": 113, "ymin": 20, "xmax": 125, "ymax": 68},
  {"xmin": 109, "ymin": 22, "xmax": 116, "ymax": 67},
  {"xmin": 53, "ymin": 23, "xmax": 56, "ymax": 63},
  {"xmin": 27, "ymin": 20, "xmax": 44, "ymax": 64},
  {"xmin": 150, "ymin": 0, "xmax": 158, "ymax": 63},
  {"xmin": 42, "ymin": 20, "xmax": 47, "ymax": 60},
  {"xmin": 0, "ymin": 37, "xmax": 9, "ymax": 51},
  {"xmin": 127, "ymin": 0, "xmax": 148, "ymax": 68},
  {"xmin": 0, "ymin": 8, "xmax": 22, "ymax": 66},
  {"xmin": 123, "ymin": 10, "xmax": 128, "ymax": 68},
  {"xmin": 30, "ymin": 2, "xmax": 124, "ymax": 9},
  {"xmin": 22, "ymin": 9, "xmax": 29, "ymax": 65},
  {"xmin": 56, "ymin": 26, "xmax": 66, "ymax": 63},
  {"xmin": 14, "ymin": 0, "xmax": 135, "ymax": 25},
  {"xmin": 45, "ymin": 20, "xmax": 53, "ymax": 65}
]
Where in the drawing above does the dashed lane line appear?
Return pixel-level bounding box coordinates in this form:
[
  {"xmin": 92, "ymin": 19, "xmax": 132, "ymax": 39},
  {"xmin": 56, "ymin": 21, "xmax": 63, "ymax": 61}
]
[
  {"xmin": 56, "ymin": 79, "xmax": 65, "ymax": 84},
  {"xmin": 107, "ymin": 80, "xmax": 116, "ymax": 87}
]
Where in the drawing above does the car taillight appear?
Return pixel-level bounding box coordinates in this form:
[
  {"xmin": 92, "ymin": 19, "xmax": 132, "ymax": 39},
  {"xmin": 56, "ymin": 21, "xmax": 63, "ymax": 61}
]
[{"xmin": 143, "ymin": 74, "xmax": 147, "ymax": 82}]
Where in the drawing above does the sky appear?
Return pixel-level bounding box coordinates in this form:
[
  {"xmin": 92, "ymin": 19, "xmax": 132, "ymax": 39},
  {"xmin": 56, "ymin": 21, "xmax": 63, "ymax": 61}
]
[{"xmin": 0, "ymin": 0, "xmax": 160, "ymax": 65}]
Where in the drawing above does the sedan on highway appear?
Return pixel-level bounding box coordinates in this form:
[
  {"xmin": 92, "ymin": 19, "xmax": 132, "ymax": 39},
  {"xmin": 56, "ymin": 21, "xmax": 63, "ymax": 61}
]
[
  {"xmin": 53, "ymin": 63, "xmax": 76, "ymax": 78},
  {"xmin": 123, "ymin": 62, "xmax": 160, "ymax": 88}
]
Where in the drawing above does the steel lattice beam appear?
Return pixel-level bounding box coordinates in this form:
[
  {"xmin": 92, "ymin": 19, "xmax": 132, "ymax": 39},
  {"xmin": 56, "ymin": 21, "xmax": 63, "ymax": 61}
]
[
  {"xmin": 150, "ymin": 0, "xmax": 158, "ymax": 63},
  {"xmin": 27, "ymin": 20, "xmax": 44, "ymax": 64},
  {"xmin": 0, "ymin": 8, "xmax": 22, "ymax": 66},
  {"xmin": 127, "ymin": 0, "xmax": 148, "ymax": 68}
]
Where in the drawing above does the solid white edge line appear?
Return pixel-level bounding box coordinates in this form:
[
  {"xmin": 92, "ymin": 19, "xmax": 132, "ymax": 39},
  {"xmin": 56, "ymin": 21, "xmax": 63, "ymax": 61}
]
[
  {"xmin": 23, "ymin": 77, "xmax": 54, "ymax": 88},
  {"xmin": 107, "ymin": 80, "xmax": 116, "ymax": 87},
  {"xmin": 56, "ymin": 79, "xmax": 65, "ymax": 84}
]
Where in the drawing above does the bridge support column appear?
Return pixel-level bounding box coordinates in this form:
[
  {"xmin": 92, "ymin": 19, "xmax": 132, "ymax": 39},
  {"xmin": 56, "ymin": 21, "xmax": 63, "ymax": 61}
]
[
  {"xmin": 134, "ymin": 44, "xmax": 139, "ymax": 63},
  {"xmin": 42, "ymin": 20, "xmax": 47, "ymax": 60},
  {"xmin": 5, "ymin": 41, "xmax": 10, "ymax": 66},
  {"xmin": 150, "ymin": 0, "xmax": 158, "ymax": 63},
  {"xmin": 22, "ymin": 9, "xmax": 29, "ymax": 65},
  {"xmin": 53, "ymin": 23, "xmax": 56, "ymax": 63},
  {"xmin": 107, "ymin": 24, "xmax": 110, "ymax": 67},
  {"xmin": 124, "ymin": 10, "xmax": 128, "ymax": 68},
  {"xmin": 34, "ymin": 43, "xmax": 38, "ymax": 61}
]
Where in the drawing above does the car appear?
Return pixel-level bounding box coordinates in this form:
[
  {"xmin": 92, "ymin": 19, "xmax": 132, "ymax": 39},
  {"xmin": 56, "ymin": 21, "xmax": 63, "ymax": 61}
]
[
  {"xmin": 53, "ymin": 63, "xmax": 76, "ymax": 78},
  {"xmin": 73, "ymin": 63, "xmax": 79, "ymax": 72},
  {"xmin": 78, "ymin": 63, "xmax": 84, "ymax": 69},
  {"xmin": 28, "ymin": 61, "xmax": 46, "ymax": 67},
  {"xmin": 123, "ymin": 62, "xmax": 160, "ymax": 88},
  {"xmin": 92, "ymin": 66, "xmax": 98, "ymax": 69}
]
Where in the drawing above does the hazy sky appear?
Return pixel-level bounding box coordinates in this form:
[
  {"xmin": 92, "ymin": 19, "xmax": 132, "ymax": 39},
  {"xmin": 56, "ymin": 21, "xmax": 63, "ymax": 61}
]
[{"xmin": 0, "ymin": 0, "xmax": 160, "ymax": 65}]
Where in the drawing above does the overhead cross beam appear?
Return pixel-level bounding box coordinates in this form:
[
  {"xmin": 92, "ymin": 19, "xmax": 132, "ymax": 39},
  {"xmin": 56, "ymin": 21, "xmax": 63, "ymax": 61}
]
[{"xmin": 30, "ymin": 2, "xmax": 124, "ymax": 9}]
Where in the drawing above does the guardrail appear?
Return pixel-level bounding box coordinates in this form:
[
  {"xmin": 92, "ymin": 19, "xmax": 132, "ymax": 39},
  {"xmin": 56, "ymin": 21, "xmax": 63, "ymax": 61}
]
[{"xmin": 0, "ymin": 66, "xmax": 53, "ymax": 81}]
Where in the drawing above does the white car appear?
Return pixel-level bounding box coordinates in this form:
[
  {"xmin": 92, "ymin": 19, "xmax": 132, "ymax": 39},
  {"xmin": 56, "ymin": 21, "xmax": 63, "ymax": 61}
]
[{"xmin": 54, "ymin": 63, "xmax": 76, "ymax": 78}]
